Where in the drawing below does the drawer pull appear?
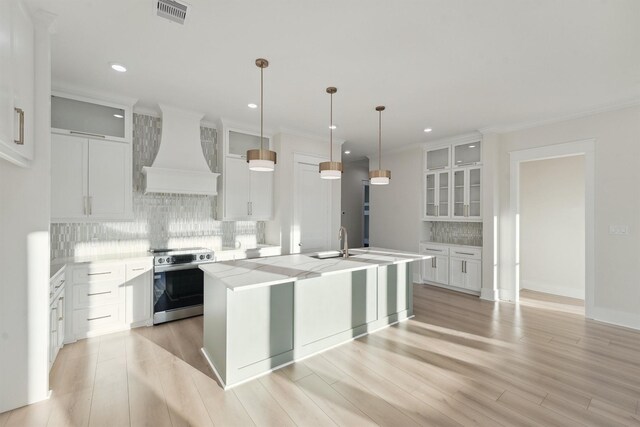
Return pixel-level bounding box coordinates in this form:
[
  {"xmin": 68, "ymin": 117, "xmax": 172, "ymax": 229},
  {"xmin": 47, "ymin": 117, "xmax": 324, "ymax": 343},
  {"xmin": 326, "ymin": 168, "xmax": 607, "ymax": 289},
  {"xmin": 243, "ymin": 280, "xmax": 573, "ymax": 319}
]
[
  {"xmin": 87, "ymin": 314, "xmax": 111, "ymax": 321},
  {"xmin": 55, "ymin": 279, "xmax": 64, "ymax": 289},
  {"xmin": 14, "ymin": 108, "xmax": 24, "ymax": 145},
  {"xmin": 131, "ymin": 267, "xmax": 145, "ymax": 271},
  {"xmin": 424, "ymin": 248, "xmax": 443, "ymax": 252},
  {"xmin": 87, "ymin": 271, "xmax": 111, "ymax": 276},
  {"xmin": 87, "ymin": 291, "xmax": 111, "ymax": 297},
  {"xmin": 455, "ymin": 252, "xmax": 475, "ymax": 256}
]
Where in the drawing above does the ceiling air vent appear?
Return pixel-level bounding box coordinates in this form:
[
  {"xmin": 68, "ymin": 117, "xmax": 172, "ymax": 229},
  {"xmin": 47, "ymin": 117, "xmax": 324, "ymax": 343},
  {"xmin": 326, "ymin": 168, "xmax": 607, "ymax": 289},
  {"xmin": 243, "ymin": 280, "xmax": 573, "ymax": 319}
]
[{"xmin": 156, "ymin": 0, "xmax": 188, "ymax": 24}]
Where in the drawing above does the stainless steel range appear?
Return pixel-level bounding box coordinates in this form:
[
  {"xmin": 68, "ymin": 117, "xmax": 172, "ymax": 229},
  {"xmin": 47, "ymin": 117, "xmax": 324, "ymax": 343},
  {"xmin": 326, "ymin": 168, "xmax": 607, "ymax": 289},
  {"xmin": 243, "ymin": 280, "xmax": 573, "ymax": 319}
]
[{"xmin": 151, "ymin": 247, "xmax": 215, "ymax": 324}]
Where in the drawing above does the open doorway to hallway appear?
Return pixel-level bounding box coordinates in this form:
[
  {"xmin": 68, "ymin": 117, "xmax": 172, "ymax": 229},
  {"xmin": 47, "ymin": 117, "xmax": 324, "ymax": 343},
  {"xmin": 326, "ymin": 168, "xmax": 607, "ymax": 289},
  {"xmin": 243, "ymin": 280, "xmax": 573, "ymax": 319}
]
[
  {"xmin": 518, "ymin": 154, "xmax": 587, "ymax": 314},
  {"xmin": 341, "ymin": 158, "xmax": 370, "ymax": 248}
]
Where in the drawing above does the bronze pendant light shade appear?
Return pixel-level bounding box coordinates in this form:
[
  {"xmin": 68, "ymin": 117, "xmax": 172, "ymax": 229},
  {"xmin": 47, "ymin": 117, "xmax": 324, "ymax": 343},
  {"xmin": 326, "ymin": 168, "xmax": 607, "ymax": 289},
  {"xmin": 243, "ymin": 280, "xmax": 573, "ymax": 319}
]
[
  {"xmin": 369, "ymin": 105, "xmax": 391, "ymax": 185},
  {"xmin": 247, "ymin": 58, "xmax": 277, "ymax": 171},
  {"xmin": 319, "ymin": 87, "xmax": 343, "ymax": 179}
]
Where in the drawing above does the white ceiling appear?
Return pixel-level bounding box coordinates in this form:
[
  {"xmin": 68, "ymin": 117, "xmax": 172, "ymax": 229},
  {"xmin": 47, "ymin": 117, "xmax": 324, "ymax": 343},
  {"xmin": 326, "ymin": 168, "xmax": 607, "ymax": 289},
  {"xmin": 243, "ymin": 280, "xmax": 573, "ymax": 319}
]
[{"xmin": 26, "ymin": 0, "xmax": 640, "ymax": 157}]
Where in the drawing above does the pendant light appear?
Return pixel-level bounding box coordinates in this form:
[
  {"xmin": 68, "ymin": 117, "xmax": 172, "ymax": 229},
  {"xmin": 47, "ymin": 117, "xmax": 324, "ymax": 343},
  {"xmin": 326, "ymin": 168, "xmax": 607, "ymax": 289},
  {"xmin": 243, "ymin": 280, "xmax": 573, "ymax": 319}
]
[
  {"xmin": 247, "ymin": 58, "xmax": 277, "ymax": 171},
  {"xmin": 319, "ymin": 87, "xmax": 343, "ymax": 179},
  {"xmin": 369, "ymin": 106, "xmax": 391, "ymax": 185}
]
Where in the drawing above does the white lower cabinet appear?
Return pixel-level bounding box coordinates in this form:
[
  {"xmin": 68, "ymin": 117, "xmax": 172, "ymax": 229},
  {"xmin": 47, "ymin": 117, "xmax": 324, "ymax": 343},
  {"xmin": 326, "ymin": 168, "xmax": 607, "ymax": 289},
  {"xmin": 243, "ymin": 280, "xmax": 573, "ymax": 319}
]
[
  {"xmin": 49, "ymin": 270, "xmax": 66, "ymax": 369},
  {"xmin": 420, "ymin": 243, "xmax": 482, "ymax": 294},
  {"xmin": 66, "ymin": 258, "xmax": 152, "ymax": 341}
]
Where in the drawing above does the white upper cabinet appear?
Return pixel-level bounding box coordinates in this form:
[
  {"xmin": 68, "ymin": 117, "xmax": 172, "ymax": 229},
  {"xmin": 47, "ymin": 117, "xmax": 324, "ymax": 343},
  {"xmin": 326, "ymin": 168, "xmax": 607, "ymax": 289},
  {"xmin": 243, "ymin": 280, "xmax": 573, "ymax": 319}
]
[
  {"xmin": 423, "ymin": 137, "xmax": 482, "ymax": 221},
  {"xmin": 452, "ymin": 166, "xmax": 481, "ymax": 219},
  {"xmin": 51, "ymin": 93, "xmax": 132, "ymax": 143},
  {"xmin": 424, "ymin": 146, "xmax": 450, "ymax": 171},
  {"xmin": 423, "ymin": 170, "xmax": 450, "ymax": 220},
  {"xmin": 453, "ymin": 141, "xmax": 481, "ymax": 167},
  {"xmin": 218, "ymin": 122, "xmax": 274, "ymax": 221},
  {"xmin": 51, "ymin": 133, "xmax": 132, "ymax": 222},
  {"xmin": 0, "ymin": 0, "xmax": 35, "ymax": 167}
]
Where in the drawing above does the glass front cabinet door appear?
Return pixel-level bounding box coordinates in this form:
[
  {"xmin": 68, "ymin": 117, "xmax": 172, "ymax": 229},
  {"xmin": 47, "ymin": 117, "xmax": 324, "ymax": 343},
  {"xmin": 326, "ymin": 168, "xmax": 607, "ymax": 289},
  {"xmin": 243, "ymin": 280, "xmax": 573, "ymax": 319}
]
[
  {"xmin": 424, "ymin": 170, "xmax": 450, "ymax": 219},
  {"xmin": 452, "ymin": 166, "xmax": 481, "ymax": 220}
]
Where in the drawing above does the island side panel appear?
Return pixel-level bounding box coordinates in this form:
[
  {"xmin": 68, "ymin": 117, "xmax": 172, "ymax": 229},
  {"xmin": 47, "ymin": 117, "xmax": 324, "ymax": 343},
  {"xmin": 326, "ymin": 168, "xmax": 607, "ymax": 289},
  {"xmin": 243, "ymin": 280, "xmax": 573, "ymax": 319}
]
[
  {"xmin": 372, "ymin": 262, "xmax": 414, "ymax": 330},
  {"xmin": 226, "ymin": 282, "xmax": 295, "ymax": 386},
  {"xmin": 294, "ymin": 267, "xmax": 377, "ymax": 359},
  {"xmin": 203, "ymin": 274, "xmax": 229, "ymax": 384}
]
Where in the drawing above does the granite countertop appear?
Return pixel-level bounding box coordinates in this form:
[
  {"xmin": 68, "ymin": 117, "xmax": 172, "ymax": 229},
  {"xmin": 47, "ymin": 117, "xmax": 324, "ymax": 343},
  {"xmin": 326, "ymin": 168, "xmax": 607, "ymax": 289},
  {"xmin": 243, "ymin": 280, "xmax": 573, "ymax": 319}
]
[{"xmin": 200, "ymin": 247, "xmax": 429, "ymax": 292}]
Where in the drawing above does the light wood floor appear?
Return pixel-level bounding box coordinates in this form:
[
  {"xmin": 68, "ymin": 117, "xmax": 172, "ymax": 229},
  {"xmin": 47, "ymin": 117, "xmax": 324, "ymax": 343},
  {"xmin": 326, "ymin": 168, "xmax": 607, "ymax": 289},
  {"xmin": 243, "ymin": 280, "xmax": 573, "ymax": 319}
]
[{"xmin": 2, "ymin": 285, "xmax": 640, "ymax": 426}]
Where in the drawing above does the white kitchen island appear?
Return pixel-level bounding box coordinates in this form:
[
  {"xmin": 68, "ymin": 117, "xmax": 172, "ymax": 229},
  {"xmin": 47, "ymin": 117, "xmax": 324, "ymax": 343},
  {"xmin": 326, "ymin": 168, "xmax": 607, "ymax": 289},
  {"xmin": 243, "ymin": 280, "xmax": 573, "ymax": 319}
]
[{"xmin": 200, "ymin": 248, "xmax": 429, "ymax": 389}]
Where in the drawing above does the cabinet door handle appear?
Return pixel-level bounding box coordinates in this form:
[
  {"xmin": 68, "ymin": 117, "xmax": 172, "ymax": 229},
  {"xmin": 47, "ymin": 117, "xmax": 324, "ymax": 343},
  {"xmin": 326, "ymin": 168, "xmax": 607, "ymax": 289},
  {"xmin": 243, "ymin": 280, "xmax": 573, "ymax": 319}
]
[
  {"xmin": 58, "ymin": 297, "xmax": 64, "ymax": 321},
  {"xmin": 87, "ymin": 271, "xmax": 111, "ymax": 276},
  {"xmin": 55, "ymin": 279, "xmax": 64, "ymax": 289},
  {"xmin": 247, "ymin": 201, "xmax": 250, "ymax": 215},
  {"xmin": 70, "ymin": 130, "xmax": 106, "ymax": 139},
  {"xmin": 14, "ymin": 108, "xmax": 24, "ymax": 145},
  {"xmin": 131, "ymin": 267, "xmax": 145, "ymax": 272},
  {"xmin": 456, "ymin": 252, "xmax": 475, "ymax": 256},
  {"xmin": 87, "ymin": 314, "xmax": 111, "ymax": 321},
  {"xmin": 83, "ymin": 196, "xmax": 87, "ymax": 215},
  {"xmin": 87, "ymin": 291, "xmax": 111, "ymax": 296},
  {"xmin": 88, "ymin": 196, "xmax": 93, "ymax": 215},
  {"xmin": 432, "ymin": 257, "xmax": 436, "ymax": 268}
]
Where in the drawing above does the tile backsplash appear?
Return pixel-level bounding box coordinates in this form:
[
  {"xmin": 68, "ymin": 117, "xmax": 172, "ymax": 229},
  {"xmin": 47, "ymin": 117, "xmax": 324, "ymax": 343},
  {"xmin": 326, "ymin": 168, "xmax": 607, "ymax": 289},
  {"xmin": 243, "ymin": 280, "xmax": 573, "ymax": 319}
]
[
  {"xmin": 50, "ymin": 113, "xmax": 266, "ymax": 259},
  {"xmin": 426, "ymin": 221, "xmax": 483, "ymax": 247}
]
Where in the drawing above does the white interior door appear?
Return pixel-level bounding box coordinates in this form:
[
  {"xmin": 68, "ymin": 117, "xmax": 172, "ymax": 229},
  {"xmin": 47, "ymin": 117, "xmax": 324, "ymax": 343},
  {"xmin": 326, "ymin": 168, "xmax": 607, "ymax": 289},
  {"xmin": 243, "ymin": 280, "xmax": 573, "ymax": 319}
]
[{"xmin": 293, "ymin": 155, "xmax": 332, "ymax": 254}]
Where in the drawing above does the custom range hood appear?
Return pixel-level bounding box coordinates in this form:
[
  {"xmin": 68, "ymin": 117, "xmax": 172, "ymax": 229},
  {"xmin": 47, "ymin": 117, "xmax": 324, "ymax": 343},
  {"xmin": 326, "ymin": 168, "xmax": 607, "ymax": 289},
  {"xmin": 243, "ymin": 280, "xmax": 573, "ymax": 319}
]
[{"xmin": 143, "ymin": 105, "xmax": 220, "ymax": 195}]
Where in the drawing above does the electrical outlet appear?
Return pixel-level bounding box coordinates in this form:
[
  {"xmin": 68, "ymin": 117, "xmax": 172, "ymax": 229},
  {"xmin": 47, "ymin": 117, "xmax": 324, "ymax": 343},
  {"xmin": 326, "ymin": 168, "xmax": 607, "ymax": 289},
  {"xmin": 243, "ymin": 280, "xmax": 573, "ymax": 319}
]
[{"xmin": 609, "ymin": 225, "xmax": 630, "ymax": 235}]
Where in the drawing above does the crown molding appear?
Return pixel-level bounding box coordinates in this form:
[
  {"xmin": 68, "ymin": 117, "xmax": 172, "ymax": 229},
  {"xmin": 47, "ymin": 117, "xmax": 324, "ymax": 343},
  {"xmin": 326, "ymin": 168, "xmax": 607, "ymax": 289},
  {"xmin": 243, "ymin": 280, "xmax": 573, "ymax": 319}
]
[
  {"xmin": 480, "ymin": 97, "xmax": 640, "ymax": 134},
  {"xmin": 133, "ymin": 105, "xmax": 160, "ymax": 117},
  {"xmin": 52, "ymin": 82, "xmax": 138, "ymax": 106}
]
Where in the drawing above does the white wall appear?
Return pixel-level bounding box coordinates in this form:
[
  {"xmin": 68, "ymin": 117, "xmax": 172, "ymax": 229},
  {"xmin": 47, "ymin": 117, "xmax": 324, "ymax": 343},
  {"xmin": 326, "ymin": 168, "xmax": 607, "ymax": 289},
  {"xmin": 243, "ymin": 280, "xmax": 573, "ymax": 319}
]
[
  {"xmin": 266, "ymin": 132, "xmax": 342, "ymax": 254},
  {"xmin": 0, "ymin": 12, "xmax": 53, "ymax": 412},
  {"xmin": 369, "ymin": 146, "xmax": 422, "ymax": 252},
  {"xmin": 341, "ymin": 158, "xmax": 369, "ymax": 248},
  {"xmin": 494, "ymin": 105, "xmax": 640, "ymax": 329},
  {"xmin": 519, "ymin": 156, "xmax": 585, "ymax": 299}
]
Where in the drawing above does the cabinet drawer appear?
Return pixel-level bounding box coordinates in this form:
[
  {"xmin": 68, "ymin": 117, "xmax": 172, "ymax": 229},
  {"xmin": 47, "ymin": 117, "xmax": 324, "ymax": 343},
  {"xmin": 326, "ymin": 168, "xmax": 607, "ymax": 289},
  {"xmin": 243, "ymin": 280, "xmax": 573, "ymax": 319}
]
[
  {"xmin": 73, "ymin": 281, "xmax": 122, "ymax": 308},
  {"xmin": 126, "ymin": 260, "xmax": 152, "ymax": 281},
  {"xmin": 72, "ymin": 263, "xmax": 125, "ymax": 283},
  {"xmin": 449, "ymin": 247, "xmax": 482, "ymax": 260},
  {"xmin": 50, "ymin": 273, "xmax": 66, "ymax": 301},
  {"xmin": 73, "ymin": 304, "xmax": 124, "ymax": 336},
  {"xmin": 419, "ymin": 243, "xmax": 449, "ymax": 256}
]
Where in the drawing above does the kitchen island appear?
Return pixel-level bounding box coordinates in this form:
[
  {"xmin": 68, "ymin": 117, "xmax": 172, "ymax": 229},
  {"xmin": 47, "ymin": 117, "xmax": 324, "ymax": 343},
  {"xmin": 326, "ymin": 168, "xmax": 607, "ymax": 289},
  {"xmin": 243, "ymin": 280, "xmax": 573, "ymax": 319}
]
[{"xmin": 200, "ymin": 248, "xmax": 429, "ymax": 389}]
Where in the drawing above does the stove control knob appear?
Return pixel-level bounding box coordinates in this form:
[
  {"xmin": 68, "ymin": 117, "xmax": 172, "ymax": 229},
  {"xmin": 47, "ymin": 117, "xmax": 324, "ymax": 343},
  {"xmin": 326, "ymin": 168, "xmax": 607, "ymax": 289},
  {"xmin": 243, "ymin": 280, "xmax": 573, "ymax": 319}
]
[
  {"xmin": 166, "ymin": 257, "xmax": 172, "ymax": 263},
  {"xmin": 199, "ymin": 255, "xmax": 205, "ymax": 260},
  {"xmin": 158, "ymin": 258, "xmax": 164, "ymax": 264},
  {"xmin": 206, "ymin": 254, "xmax": 212, "ymax": 259}
]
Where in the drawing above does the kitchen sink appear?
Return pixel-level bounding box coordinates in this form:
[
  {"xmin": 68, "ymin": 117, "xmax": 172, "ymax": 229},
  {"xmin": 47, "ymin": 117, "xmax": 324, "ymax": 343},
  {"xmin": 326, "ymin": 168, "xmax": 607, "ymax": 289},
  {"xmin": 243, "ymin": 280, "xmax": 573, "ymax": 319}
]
[{"xmin": 309, "ymin": 250, "xmax": 344, "ymax": 259}]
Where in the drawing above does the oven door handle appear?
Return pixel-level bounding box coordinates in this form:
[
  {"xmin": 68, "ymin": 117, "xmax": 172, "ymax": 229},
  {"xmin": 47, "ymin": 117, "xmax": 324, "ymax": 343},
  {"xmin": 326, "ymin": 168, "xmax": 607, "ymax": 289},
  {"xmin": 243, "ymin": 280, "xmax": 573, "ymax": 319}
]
[{"xmin": 154, "ymin": 262, "xmax": 212, "ymax": 273}]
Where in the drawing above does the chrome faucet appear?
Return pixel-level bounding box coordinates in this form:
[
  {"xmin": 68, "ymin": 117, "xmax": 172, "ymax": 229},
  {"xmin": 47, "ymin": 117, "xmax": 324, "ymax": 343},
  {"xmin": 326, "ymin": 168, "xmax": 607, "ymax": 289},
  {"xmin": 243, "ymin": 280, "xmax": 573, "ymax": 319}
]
[{"xmin": 338, "ymin": 226, "xmax": 349, "ymax": 258}]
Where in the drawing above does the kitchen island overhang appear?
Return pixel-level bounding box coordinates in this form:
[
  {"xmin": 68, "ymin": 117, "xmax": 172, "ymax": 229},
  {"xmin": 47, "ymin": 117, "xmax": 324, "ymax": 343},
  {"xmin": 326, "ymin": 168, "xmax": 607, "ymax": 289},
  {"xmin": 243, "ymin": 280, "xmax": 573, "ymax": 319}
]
[{"xmin": 200, "ymin": 248, "xmax": 430, "ymax": 389}]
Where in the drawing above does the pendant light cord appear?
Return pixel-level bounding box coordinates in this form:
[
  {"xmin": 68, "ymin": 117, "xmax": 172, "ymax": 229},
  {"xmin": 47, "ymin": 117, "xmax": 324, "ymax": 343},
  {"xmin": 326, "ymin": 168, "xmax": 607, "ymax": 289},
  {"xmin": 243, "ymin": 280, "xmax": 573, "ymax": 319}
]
[
  {"xmin": 378, "ymin": 110, "xmax": 382, "ymax": 170},
  {"xmin": 260, "ymin": 65, "xmax": 264, "ymax": 151},
  {"xmin": 330, "ymin": 92, "xmax": 333, "ymax": 161}
]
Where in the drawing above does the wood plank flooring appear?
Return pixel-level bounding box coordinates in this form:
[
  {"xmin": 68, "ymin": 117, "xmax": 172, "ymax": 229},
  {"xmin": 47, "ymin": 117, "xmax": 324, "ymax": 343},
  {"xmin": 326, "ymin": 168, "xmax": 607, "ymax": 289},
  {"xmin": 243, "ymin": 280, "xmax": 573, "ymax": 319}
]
[{"xmin": 2, "ymin": 285, "xmax": 640, "ymax": 426}]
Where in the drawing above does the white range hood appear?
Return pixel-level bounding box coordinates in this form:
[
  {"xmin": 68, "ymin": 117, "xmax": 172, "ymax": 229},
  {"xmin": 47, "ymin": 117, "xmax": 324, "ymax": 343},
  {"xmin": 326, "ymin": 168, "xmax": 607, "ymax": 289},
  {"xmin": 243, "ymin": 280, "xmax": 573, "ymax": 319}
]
[{"xmin": 143, "ymin": 104, "xmax": 220, "ymax": 195}]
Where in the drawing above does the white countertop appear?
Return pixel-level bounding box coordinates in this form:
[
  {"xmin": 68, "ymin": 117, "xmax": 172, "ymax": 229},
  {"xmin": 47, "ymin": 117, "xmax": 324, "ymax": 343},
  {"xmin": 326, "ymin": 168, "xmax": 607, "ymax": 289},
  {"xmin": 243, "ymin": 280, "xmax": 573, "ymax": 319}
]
[
  {"xmin": 200, "ymin": 247, "xmax": 429, "ymax": 292},
  {"xmin": 419, "ymin": 241, "xmax": 482, "ymax": 248}
]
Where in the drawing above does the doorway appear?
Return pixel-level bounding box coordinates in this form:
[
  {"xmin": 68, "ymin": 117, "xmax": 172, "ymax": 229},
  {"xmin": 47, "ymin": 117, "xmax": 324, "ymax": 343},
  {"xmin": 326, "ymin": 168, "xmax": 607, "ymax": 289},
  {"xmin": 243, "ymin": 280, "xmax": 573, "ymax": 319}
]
[
  {"xmin": 292, "ymin": 154, "xmax": 333, "ymax": 253},
  {"xmin": 519, "ymin": 155, "xmax": 585, "ymax": 302},
  {"xmin": 508, "ymin": 139, "xmax": 595, "ymax": 317}
]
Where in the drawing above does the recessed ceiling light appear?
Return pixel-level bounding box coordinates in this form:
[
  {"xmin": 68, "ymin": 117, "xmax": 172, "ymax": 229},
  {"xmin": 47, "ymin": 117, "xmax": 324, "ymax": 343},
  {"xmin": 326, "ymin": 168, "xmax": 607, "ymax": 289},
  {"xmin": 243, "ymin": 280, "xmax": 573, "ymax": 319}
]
[
  {"xmin": 344, "ymin": 150, "xmax": 351, "ymax": 154},
  {"xmin": 424, "ymin": 128, "xmax": 432, "ymax": 133},
  {"xmin": 248, "ymin": 103, "xmax": 258, "ymax": 109},
  {"xmin": 110, "ymin": 63, "xmax": 127, "ymax": 73},
  {"xmin": 469, "ymin": 145, "xmax": 476, "ymax": 148},
  {"xmin": 329, "ymin": 125, "xmax": 338, "ymax": 130},
  {"xmin": 456, "ymin": 160, "xmax": 462, "ymax": 163},
  {"xmin": 113, "ymin": 114, "xmax": 124, "ymax": 118}
]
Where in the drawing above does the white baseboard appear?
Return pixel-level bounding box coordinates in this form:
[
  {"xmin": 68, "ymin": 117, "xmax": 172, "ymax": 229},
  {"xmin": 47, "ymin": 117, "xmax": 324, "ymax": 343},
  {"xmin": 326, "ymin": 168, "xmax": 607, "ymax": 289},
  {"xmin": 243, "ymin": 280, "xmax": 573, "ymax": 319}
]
[
  {"xmin": 589, "ymin": 307, "xmax": 640, "ymax": 331},
  {"xmin": 520, "ymin": 280, "xmax": 584, "ymax": 300},
  {"xmin": 480, "ymin": 287, "xmax": 499, "ymax": 301}
]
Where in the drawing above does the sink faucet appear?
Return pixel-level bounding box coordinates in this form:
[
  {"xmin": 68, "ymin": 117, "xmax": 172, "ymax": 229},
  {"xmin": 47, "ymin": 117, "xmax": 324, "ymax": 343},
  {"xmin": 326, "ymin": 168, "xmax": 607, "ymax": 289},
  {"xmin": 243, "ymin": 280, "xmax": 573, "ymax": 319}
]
[{"xmin": 338, "ymin": 226, "xmax": 349, "ymax": 258}]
